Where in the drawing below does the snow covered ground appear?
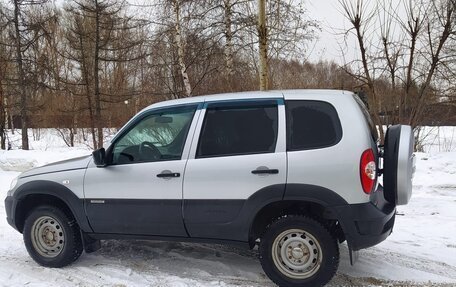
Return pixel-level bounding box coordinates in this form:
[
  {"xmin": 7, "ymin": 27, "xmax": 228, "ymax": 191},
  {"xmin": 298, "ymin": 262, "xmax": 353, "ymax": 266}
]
[{"xmin": 0, "ymin": 129, "xmax": 455, "ymax": 286}]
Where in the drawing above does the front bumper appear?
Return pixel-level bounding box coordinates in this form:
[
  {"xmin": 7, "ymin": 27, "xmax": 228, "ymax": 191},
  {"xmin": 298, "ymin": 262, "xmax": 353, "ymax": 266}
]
[
  {"xmin": 333, "ymin": 186, "xmax": 396, "ymax": 251},
  {"xmin": 5, "ymin": 196, "xmax": 19, "ymax": 231}
]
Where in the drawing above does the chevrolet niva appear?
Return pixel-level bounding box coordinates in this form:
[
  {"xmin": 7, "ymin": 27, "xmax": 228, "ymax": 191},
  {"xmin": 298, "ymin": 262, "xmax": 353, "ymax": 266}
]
[{"xmin": 5, "ymin": 90, "xmax": 414, "ymax": 287}]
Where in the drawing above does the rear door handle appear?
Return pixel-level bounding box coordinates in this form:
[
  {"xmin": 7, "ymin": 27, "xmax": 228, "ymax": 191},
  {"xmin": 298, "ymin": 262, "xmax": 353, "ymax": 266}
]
[
  {"xmin": 251, "ymin": 168, "xmax": 279, "ymax": 175},
  {"xmin": 157, "ymin": 171, "xmax": 180, "ymax": 178}
]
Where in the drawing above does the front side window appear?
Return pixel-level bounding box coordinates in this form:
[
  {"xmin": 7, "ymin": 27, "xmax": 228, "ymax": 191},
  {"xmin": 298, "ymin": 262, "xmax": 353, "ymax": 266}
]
[
  {"xmin": 286, "ymin": 100, "xmax": 342, "ymax": 151},
  {"xmin": 111, "ymin": 105, "xmax": 197, "ymax": 164},
  {"xmin": 196, "ymin": 102, "xmax": 278, "ymax": 158}
]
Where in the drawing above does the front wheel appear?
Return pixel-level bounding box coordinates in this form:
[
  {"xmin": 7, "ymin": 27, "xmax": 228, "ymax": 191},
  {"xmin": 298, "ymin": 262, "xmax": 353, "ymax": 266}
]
[
  {"xmin": 259, "ymin": 216, "xmax": 339, "ymax": 287},
  {"xmin": 23, "ymin": 205, "xmax": 83, "ymax": 267}
]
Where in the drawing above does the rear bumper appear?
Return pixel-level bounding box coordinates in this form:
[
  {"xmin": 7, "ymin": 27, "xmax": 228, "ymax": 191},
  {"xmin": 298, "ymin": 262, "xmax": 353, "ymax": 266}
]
[
  {"xmin": 332, "ymin": 186, "xmax": 396, "ymax": 251},
  {"xmin": 5, "ymin": 196, "xmax": 19, "ymax": 232}
]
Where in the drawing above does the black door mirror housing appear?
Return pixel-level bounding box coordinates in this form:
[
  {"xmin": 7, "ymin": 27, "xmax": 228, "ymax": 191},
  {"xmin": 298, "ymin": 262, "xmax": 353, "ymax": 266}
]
[{"xmin": 92, "ymin": 148, "xmax": 107, "ymax": 167}]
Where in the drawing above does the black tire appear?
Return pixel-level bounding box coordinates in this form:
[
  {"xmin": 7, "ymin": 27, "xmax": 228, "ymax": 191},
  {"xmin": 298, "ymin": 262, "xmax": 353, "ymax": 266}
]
[
  {"xmin": 23, "ymin": 205, "xmax": 83, "ymax": 267},
  {"xmin": 259, "ymin": 216, "xmax": 339, "ymax": 287}
]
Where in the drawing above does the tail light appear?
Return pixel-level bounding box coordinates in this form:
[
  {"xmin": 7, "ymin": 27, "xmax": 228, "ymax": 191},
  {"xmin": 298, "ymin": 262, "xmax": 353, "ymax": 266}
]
[{"xmin": 360, "ymin": 148, "xmax": 376, "ymax": 194}]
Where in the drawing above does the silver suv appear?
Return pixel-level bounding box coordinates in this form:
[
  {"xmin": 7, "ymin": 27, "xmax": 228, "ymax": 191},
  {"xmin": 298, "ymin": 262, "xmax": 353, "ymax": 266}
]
[{"xmin": 5, "ymin": 90, "xmax": 414, "ymax": 287}]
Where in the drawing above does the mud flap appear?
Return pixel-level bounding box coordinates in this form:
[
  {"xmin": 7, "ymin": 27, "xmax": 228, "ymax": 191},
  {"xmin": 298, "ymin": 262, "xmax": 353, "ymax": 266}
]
[
  {"xmin": 349, "ymin": 247, "xmax": 359, "ymax": 265},
  {"xmin": 80, "ymin": 231, "xmax": 101, "ymax": 253}
]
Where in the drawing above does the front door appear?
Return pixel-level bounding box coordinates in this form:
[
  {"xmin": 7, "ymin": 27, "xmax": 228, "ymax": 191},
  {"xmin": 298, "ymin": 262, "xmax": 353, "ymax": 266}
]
[
  {"xmin": 84, "ymin": 104, "xmax": 200, "ymax": 236},
  {"xmin": 183, "ymin": 98, "xmax": 287, "ymax": 241}
]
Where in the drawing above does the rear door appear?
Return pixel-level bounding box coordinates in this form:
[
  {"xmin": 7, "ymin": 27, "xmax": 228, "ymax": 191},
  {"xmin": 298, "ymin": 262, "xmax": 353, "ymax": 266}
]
[{"xmin": 183, "ymin": 98, "xmax": 287, "ymax": 241}]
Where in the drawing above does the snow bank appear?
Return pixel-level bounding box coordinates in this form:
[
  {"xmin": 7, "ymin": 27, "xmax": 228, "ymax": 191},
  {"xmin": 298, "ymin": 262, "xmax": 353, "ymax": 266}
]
[
  {"xmin": 4, "ymin": 128, "xmax": 117, "ymax": 150},
  {"xmin": 0, "ymin": 149, "xmax": 90, "ymax": 172},
  {"xmin": 417, "ymin": 126, "xmax": 456, "ymax": 153},
  {"xmin": 1, "ymin": 129, "xmax": 92, "ymax": 172}
]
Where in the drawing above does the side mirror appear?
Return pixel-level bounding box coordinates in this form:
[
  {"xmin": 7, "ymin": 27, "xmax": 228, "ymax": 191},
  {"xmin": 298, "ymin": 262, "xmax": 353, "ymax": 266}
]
[{"xmin": 92, "ymin": 148, "xmax": 106, "ymax": 167}]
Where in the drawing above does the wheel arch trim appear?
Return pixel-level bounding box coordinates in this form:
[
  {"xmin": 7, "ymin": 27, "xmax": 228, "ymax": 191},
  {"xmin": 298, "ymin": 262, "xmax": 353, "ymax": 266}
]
[
  {"xmin": 247, "ymin": 183, "xmax": 348, "ymax": 245},
  {"xmin": 12, "ymin": 180, "xmax": 92, "ymax": 233}
]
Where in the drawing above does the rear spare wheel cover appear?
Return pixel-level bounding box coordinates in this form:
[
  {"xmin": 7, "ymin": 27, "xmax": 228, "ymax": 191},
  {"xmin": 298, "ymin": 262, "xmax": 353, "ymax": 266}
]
[
  {"xmin": 396, "ymin": 125, "xmax": 414, "ymax": 205},
  {"xmin": 384, "ymin": 125, "xmax": 414, "ymax": 205},
  {"xmin": 383, "ymin": 125, "xmax": 400, "ymax": 204}
]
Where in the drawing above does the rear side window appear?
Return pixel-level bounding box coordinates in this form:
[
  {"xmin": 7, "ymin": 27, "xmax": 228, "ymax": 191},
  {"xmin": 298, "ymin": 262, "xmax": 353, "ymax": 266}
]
[
  {"xmin": 196, "ymin": 102, "xmax": 278, "ymax": 158},
  {"xmin": 286, "ymin": 100, "xmax": 342, "ymax": 151},
  {"xmin": 353, "ymin": 94, "xmax": 379, "ymax": 142}
]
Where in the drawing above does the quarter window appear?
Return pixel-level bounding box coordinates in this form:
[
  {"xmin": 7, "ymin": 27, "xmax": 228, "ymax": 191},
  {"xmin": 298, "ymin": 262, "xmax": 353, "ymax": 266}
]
[
  {"xmin": 353, "ymin": 94, "xmax": 378, "ymax": 142},
  {"xmin": 286, "ymin": 100, "xmax": 342, "ymax": 151},
  {"xmin": 111, "ymin": 105, "xmax": 197, "ymax": 164},
  {"xmin": 196, "ymin": 102, "xmax": 278, "ymax": 158}
]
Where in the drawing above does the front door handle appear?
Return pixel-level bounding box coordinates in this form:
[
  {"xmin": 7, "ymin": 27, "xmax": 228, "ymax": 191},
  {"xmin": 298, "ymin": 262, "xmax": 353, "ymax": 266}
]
[
  {"xmin": 251, "ymin": 168, "xmax": 279, "ymax": 175},
  {"xmin": 157, "ymin": 171, "xmax": 180, "ymax": 178}
]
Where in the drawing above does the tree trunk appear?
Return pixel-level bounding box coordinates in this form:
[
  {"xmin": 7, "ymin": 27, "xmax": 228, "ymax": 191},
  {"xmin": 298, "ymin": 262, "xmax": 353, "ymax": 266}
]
[
  {"xmin": 70, "ymin": 128, "xmax": 74, "ymax": 147},
  {"xmin": 13, "ymin": 0, "xmax": 29, "ymax": 150},
  {"xmin": 404, "ymin": 22, "xmax": 419, "ymax": 123},
  {"xmin": 224, "ymin": 0, "xmax": 234, "ymax": 88},
  {"xmin": 353, "ymin": 19, "xmax": 385, "ymax": 142},
  {"xmin": 7, "ymin": 95, "xmax": 13, "ymax": 133},
  {"xmin": 0, "ymin": 74, "xmax": 5, "ymax": 150},
  {"xmin": 78, "ymin": 24, "xmax": 97, "ymax": 149},
  {"xmin": 173, "ymin": 0, "xmax": 192, "ymax": 97},
  {"xmin": 258, "ymin": 0, "xmax": 268, "ymax": 91},
  {"xmin": 94, "ymin": 0, "xmax": 103, "ymax": 148},
  {"xmin": 0, "ymin": 58, "xmax": 5, "ymax": 149}
]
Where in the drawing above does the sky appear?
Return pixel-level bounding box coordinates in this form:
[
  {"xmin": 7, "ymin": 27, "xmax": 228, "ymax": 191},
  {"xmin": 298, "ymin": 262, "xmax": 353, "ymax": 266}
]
[
  {"xmin": 307, "ymin": 0, "xmax": 359, "ymax": 64},
  {"xmin": 306, "ymin": 0, "xmax": 410, "ymax": 65}
]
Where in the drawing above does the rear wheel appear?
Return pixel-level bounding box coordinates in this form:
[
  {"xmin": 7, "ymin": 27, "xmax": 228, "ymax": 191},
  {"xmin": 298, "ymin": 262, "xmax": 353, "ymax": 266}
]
[
  {"xmin": 23, "ymin": 205, "xmax": 83, "ymax": 267},
  {"xmin": 259, "ymin": 216, "xmax": 339, "ymax": 287}
]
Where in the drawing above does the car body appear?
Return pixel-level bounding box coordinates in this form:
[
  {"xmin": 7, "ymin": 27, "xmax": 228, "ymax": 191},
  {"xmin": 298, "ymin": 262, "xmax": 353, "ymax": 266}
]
[{"xmin": 5, "ymin": 90, "xmax": 414, "ymax": 286}]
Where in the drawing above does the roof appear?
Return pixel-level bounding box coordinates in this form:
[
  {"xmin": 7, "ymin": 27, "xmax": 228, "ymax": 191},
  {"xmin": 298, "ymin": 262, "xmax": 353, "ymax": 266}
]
[{"xmin": 141, "ymin": 89, "xmax": 354, "ymax": 112}]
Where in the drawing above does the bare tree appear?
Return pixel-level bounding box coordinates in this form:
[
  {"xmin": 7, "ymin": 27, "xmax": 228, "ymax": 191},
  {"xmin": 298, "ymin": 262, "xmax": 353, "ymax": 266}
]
[
  {"xmin": 171, "ymin": 0, "xmax": 192, "ymax": 96},
  {"xmin": 241, "ymin": 0, "xmax": 320, "ymax": 90},
  {"xmin": 258, "ymin": 0, "xmax": 268, "ymax": 90},
  {"xmin": 0, "ymin": 0, "xmax": 55, "ymax": 149},
  {"xmin": 340, "ymin": 0, "xmax": 385, "ymax": 140},
  {"xmin": 12, "ymin": 0, "xmax": 30, "ymax": 149},
  {"xmin": 408, "ymin": 0, "xmax": 455, "ymax": 126},
  {"xmin": 223, "ymin": 0, "xmax": 234, "ymax": 82},
  {"xmin": 340, "ymin": 0, "xmax": 456, "ymax": 143},
  {"xmin": 63, "ymin": 0, "xmax": 147, "ymax": 148},
  {"xmin": 0, "ymin": 5, "xmax": 9, "ymax": 149}
]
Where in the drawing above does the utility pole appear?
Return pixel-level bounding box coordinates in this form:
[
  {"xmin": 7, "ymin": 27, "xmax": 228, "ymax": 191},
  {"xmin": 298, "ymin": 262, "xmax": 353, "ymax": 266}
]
[{"xmin": 258, "ymin": 0, "xmax": 268, "ymax": 91}]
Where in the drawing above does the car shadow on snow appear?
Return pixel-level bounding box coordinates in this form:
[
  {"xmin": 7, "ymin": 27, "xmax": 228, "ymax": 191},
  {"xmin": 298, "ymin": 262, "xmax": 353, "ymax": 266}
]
[
  {"xmin": 74, "ymin": 239, "xmax": 434, "ymax": 287},
  {"xmin": 84, "ymin": 239, "xmax": 274, "ymax": 286}
]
